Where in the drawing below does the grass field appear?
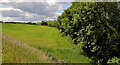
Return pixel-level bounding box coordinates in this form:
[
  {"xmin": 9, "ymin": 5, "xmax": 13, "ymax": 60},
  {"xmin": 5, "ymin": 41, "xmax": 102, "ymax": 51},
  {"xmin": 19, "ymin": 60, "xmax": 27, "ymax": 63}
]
[
  {"xmin": 2, "ymin": 23, "xmax": 91, "ymax": 63},
  {"xmin": 2, "ymin": 36, "xmax": 51, "ymax": 63}
]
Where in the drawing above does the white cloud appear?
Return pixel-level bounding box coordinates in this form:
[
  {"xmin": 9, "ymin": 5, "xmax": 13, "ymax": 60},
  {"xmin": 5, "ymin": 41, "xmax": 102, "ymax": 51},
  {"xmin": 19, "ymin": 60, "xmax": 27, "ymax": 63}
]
[
  {"xmin": 0, "ymin": 10, "xmax": 2, "ymax": 21},
  {"xmin": 0, "ymin": 0, "xmax": 10, "ymax": 2},
  {"xmin": 47, "ymin": 0, "xmax": 56, "ymax": 5},
  {"xmin": 0, "ymin": 7, "xmax": 21, "ymax": 11},
  {"xmin": 0, "ymin": 0, "xmax": 74, "ymax": 2},
  {"xmin": 2, "ymin": 2, "xmax": 64, "ymax": 16},
  {"xmin": 1, "ymin": 7, "xmax": 40, "ymax": 21},
  {"xmin": 1, "ymin": 2, "xmax": 71, "ymax": 22},
  {"xmin": 1, "ymin": 7, "xmax": 58, "ymax": 21},
  {"xmin": 3, "ymin": 17, "xmax": 19, "ymax": 21}
]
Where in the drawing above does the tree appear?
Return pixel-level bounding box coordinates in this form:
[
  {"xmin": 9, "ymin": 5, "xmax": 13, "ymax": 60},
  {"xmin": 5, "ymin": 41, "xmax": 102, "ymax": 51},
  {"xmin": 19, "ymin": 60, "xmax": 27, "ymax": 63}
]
[
  {"xmin": 57, "ymin": 2, "xmax": 120, "ymax": 65},
  {"xmin": 41, "ymin": 21, "xmax": 48, "ymax": 25}
]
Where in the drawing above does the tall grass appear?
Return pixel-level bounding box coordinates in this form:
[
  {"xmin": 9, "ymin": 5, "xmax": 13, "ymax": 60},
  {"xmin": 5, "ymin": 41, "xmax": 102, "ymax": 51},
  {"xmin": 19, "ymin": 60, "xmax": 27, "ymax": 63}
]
[{"xmin": 2, "ymin": 37, "xmax": 51, "ymax": 63}]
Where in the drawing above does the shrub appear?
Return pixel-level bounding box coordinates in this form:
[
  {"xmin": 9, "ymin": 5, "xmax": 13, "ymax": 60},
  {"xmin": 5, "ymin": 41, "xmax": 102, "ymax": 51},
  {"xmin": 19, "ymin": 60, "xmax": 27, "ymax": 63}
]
[
  {"xmin": 41, "ymin": 21, "xmax": 48, "ymax": 25},
  {"xmin": 57, "ymin": 2, "xmax": 120, "ymax": 65}
]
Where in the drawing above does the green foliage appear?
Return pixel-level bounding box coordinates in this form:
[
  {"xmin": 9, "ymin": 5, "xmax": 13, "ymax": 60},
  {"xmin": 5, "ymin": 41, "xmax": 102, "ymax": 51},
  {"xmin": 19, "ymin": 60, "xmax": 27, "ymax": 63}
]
[
  {"xmin": 36, "ymin": 21, "xmax": 58, "ymax": 27},
  {"xmin": 47, "ymin": 21, "xmax": 57, "ymax": 27},
  {"xmin": 41, "ymin": 21, "xmax": 48, "ymax": 25},
  {"xmin": 57, "ymin": 2, "xmax": 120, "ymax": 64},
  {"xmin": 26, "ymin": 22, "xmax": 36, "ymax": 25}
]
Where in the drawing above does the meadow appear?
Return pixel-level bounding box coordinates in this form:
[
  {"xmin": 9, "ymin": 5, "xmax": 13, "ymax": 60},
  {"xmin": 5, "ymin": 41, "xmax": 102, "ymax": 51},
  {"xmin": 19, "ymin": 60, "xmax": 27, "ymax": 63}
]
[
  {"xmin": 2, "ymin": 36, "xmax": 51, "ymax": 63},
  {"xmin": 2, "ymin": 23, "xmax": 91, "ymax": 63}
]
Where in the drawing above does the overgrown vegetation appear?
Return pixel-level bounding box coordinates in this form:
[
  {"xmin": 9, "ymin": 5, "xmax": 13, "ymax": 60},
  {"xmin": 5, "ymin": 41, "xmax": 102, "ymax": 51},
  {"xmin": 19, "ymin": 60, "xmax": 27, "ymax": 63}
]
[
  {"xmin": 57, "ymin": 2, "xmax": 120, "ymax": 65},
  {"xmin": 2, "ymin": 36, "xmax": 51, "ymax": 63}
]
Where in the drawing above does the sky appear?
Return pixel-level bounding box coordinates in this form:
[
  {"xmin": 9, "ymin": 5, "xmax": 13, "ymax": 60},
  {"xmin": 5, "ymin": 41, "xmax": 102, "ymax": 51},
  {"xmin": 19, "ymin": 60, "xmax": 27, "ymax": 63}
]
[
  {"xmin": 0, "ymin": 0, "xmax": 73, "ymax": 22},
  {"xmin": 0, "ymin": 0, "xmax": 119, "ymax": 22}
]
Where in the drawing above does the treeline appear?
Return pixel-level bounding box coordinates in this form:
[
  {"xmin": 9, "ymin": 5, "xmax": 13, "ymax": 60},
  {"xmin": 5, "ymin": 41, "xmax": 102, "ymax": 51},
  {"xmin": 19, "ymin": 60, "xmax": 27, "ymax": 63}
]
[
  {"xmin": 57, "ymin": 2, "xmax": 120, "ymax": 65},
  {"xmin": 2, "ymin": 22, "xmax": 36, "ymax": 25},
  {"xmin": 36, "ymin": 21, "xmax": 58, "ymax": 27},
  {"xmin": 2, "ymin": 21, "xmax": 58, "ymax": 27}
]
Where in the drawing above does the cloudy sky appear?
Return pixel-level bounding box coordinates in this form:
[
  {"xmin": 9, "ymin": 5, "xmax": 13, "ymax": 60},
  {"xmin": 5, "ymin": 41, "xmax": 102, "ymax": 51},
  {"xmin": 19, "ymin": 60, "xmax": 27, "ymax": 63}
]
[
  {"xmin": 0, "ymin": 0, "xmax": 119, "ymax": 22},
  {"xmin": 0, "ymin": 0, "xmax": 73, "ymax": 22}
]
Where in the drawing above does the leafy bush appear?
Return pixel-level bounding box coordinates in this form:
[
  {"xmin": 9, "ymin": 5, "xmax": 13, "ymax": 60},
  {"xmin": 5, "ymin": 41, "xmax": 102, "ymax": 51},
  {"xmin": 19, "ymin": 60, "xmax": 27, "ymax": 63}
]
[
  {"xmin": 48, "ymin": 21, "xmax": 57, "ymax": 27},
  {"xmin": 57, "ymin": 2, "xmax": 120, "ymax": 65},
  {"xmin": 48, "ymin": 24, "xmax": 56, "ymax": 27},
  {"xmin": 41, "ymin": 21, "xmax": 48, "ymax": 25},
  {"xmin": 26, "ymin": 22, "xmax": 36, "ymax": 25}
]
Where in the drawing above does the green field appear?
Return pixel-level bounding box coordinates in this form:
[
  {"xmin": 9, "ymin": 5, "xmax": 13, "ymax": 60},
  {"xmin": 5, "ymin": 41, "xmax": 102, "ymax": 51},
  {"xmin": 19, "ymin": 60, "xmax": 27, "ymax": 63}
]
[
  {"xmin": 2, "ymin": 23, "xmax": 91, "ymax": 63},
  {"xmin": 2, "ymin": 36, "xmax": 51, "ymax": 63}
]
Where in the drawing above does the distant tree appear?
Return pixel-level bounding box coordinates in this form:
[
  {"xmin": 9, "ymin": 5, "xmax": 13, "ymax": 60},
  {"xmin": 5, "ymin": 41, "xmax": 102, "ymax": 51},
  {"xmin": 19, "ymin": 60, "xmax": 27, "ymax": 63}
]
[
  {"xmin": 41, "ymin": 21, "xmax": 48, "ymax": 25},
  {"xmin": 27, "ymin": 22, "xmax": 32, "ymax": 24},
  {"xmin": 57, "ymin": 2, "xmax": 120, "ymax": 65}
]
